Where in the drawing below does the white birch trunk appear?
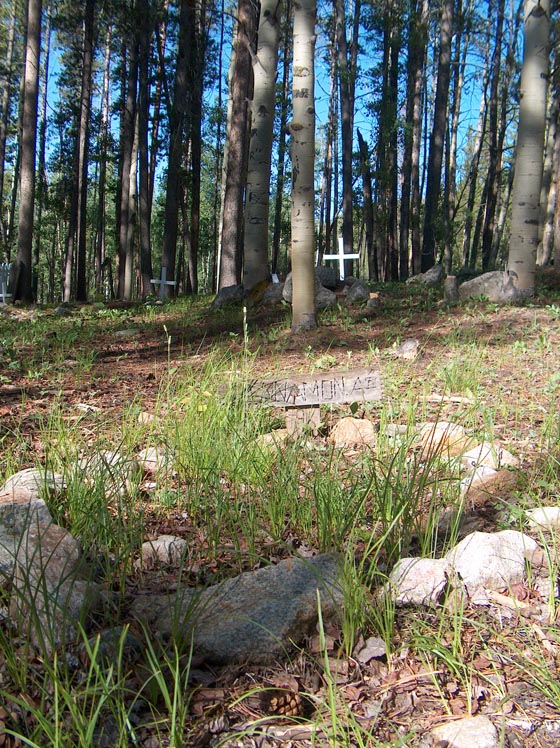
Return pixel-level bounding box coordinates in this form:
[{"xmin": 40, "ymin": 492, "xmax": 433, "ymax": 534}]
[
  {"xmin": 243, "ymin": 0, "xmax": 281, "ymax": 290},
  {"xmin": 507, "ymin": 0, "xmax": 550, "ymax": 295},
  {"xmin": 290, "ymin": 0, "xmax": 316, "ymax": 333}
]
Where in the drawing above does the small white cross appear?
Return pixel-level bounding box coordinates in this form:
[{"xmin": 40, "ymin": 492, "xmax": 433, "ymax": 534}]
[
  {"xmin": 321, "ymin": 238, "xmax": 360, "ymax": 281},
  {"xmin": 151, "ymin": 266, "xmax": 177, "ymax": 301}
]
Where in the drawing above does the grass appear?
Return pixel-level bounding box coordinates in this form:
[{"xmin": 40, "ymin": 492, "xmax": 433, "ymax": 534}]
[{"xmin": 1, "ymin": 283, "xmax": 560, "ymax": 745}]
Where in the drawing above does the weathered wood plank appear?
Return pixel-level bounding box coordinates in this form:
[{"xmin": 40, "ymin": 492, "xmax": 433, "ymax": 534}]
[{"xmin": 249, "ymin": 368, "xmax": 382, "ymax": 407}]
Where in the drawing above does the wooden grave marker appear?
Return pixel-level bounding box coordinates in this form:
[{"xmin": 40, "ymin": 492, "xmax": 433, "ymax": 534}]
[{"xmin": 249, "ymin": 367, "xmax": 383, "ymax": 436}]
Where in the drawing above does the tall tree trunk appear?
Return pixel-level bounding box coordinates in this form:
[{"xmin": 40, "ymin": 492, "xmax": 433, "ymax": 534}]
[
  {"xmin": 161, "ymin": 0, "xmax": 190, "ymax": 293},
  {"xmin": 75, "ymin": 0, "xmax": 95, "ymax": 301},
  {"xmin": 481, "ymin": 0, "xmax": 505, "ymax": 271},
  {"xmin": 271, "ymin": 0, "xmax": 292, "ymax": 276},
  {"xmin": 507, "ymin": 0, "xmax": 550, "ymax": 295},
  {"xmin": 401, "ymin": 0, "xmax": 428, "ymax": 276},
  {"xmin": 243, "ymin": 0, "xmax": 282, "ymax": 290},
  {"xmin": 95, "ymin": 25, "xmax": 112, "ymax": 296},
  {"xmin": 187, "ymin": 0, "xmax": 204, "ymax": 294},
  {"xmin": 357, "ymin": 128, "xmax": 376, "ymax": 281},
  {"xmin": 33, "ymin": 1, "xmax": 50, "ymax": 299},
  {"xmin": 421, "ymin": 0, "xmax": 453, "ymax": 272},
  {"xmin": 117, "ymin": 31, "xmax": 139, "ymax": 299},
  {"xmin": 290, "ymin": 0, "xmax": 316, "ymax": 333},
  {"xmin": 0, "ymin": 4, "xmax": 16, "ymax": 252},
  {"xmin": 13, "ymin": 0, "xmax": 42, "ymax": 303},
  {"xmin": 137, "ymin": 0, "xmax": 153, "ymax": 298},
  {"xmin": 218, "ymin": 2, "xmax": 255, "ymax": 288},
  {"xmin": 149, "ymin": 0, "xmax": 169, "ymax": 213}
]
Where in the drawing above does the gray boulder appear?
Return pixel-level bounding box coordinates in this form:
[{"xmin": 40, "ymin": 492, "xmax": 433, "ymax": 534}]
[
  {"xmin": 211, "ymin": 284, "xmax": 244, "ymax": 309},
  {"xmin": 131, "ymin": 553, "xmax": 343, "ymax": 665},
  {"xmin": 406, "ymin": 264, "xmax": 444, "ymax": 287},
  {"xmin": 315, "ymin": 265, "xmax": 338, "ymax": 290},
  {"xmin": 345, "ymin": 279, "xmax": 370, "ymax": 305},
  {"xmin": 457, "ymin": 270, "xmax": 520, "ymax": 303}
]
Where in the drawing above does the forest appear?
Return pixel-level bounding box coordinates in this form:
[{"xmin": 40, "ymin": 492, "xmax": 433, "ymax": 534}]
[{"xmin": 0, "ymin": 0, "xmax": 557, "ymax": 322}]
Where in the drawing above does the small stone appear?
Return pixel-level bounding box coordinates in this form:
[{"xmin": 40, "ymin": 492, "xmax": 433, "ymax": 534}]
[
  {"xmin": 140, "ymin": 535, "xmax": 188, "ymax": 569},
  {"xmin": 255, "ymin": 429, "xmax": 290, "ymax": 449},
  {"xmin": 461, "ymin": 441, "xmax": 519, "ymax": 470},
  {"xmin": 387, "ymin": 557, "xmax": 448, "ymax": 606},
  {"xmin": 1, "ymin": 468, "xmax": 65, "ymax": 500},
  {"xmin": 429, "ymin": 715, "xmax": 499, "ymax": 748},
  {"xmin": 446, "ymin": 530, "xmax": 538, "ymax": 595},
  {"xmin": 354, "ymin": 636, "xmax": 386, "ymax": 663},
  {"xmin": 136, "ymin": 446, "xmax": 171, "ymax": 475},
  {"xmin": 526, "ymin": 506, "xmax": 560, "ymax": 531},
  {"xmin": 345, "ymin": 279, "xmax": 370, "ymax": 305},
  {"xmin": 419, "ymin": 421, "xmax": 474, "ymax": 459},
  {"xmin": 392, "ymin": 338, "xmax": 420, "ymax": 360},
  {"xmin": 328, "ymin": 417, "xmax": 377, "ymax": 447}
]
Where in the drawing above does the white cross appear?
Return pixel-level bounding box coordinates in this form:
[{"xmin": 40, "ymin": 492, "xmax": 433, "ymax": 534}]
[
  {"xmin": 151, "ymin": 266, "xmax": 177, "ymax": 301},
  {"xmin": 322, "ymin": 238, "xmax": 360, "ymax": 281}
]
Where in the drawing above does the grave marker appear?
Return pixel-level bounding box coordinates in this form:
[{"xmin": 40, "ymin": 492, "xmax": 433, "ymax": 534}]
[
  {"xmin": 151, "ymin": 267, "xmax": 177, "ymax": 301},
  {"xmin": 322, "ymin": 238, "xmax": 360, "ymax": 281}
]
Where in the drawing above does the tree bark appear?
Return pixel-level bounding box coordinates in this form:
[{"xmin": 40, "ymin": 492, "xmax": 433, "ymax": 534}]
[
  {"xmin": 290, "ymin": 0, "xmax": 316, "ymax": 333},
  {"xmin": 13, "ymin": 0, "xmax": 42, "ymax": 303},
  {"xmin": 137, "ymin": 0, "xmax": 153, "ymax": 298},
  {"xmin": 243, "ymin": 0, "xmax": 282, "ymax": 290},
  {"xmin": 421, "ymin": 0, "xmax": 453, "ymax": 272},
  {"xmin": 161, "ymin": 0, "xmax": 190, "ymax": 294},
  {"xmin": 0, "ymin": 4, "xmax": 16, "ymax": 252},
  {"xmin": 507, "ymin": 0, "xmax": 550, "ymax": 295}
]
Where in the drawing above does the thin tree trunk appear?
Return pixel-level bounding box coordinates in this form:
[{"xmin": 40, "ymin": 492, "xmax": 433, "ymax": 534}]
[
  {"xmin": 357, "ymin": 129, "xmax": 376, "ymax": 282},
  {"xmin": 33, "ymin": 2, "xmax": 50, "ymax": 299},
  {"xmin": 421, "ymin": 0, "xmax": 453, "ymax": 272},
  {"xmin": 271, "ymin": 0, "xmax": 292, "ymax": 276},
  {"xmin": 243, "ymin": 0, "xmax": 282, "ymax": 290},
  {"xmin": 290, "ymin": 0, "xmax": 316, "ymax": 333},
  {"xmin": 138, "ymin": 0, "xmax": 153, "ymax": 298},
  {"xmin": 507, "ymin": 0, "xmax": 550, "ymax": 295},
  {"xmin": 95, "ymin": 26, "xmax": 112, "ymax": 295},
  {"xmin": 13, "ymin": 0, "xmax": 42, "ymax": 303},
  {"xmin": 161, "ymin": 0, "xmax": 190, "ymax": 293},
  {"xmin": 0, "ymin": 4, "xmax": 16, "ymax": 250},
  {"xmin": 149, "ymin": 0, "xmax": 169, "ymax": 213}
]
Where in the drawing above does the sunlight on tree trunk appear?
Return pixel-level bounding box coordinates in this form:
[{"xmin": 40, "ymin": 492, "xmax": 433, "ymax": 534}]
[
  {"xmin": 14, "ymin": 0, "xmax": 42, "ymax": 303},
  {"xmin": 290, "ymin": 0, "xmax": 316, "ymax": 334},
  {"xmin": 507, "ymin": 0, "xmax": 550, "ymax": 295},
  {"xmin": 243, "ymin": 0, "xmax": 281, "ymax": 291}
]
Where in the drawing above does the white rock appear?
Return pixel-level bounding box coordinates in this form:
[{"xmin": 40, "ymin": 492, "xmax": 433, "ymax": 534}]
[
  {"xmin": 461, "ymin": 441, "xmax": 519, "ymax": 470},
  {"xmin": 460, "ymin": 465, "xmax": 497, "ymax": 496},
  {"xmin": 329, "ymin": 417, "xmax": 377, "ymax": 447},
  {"xmin": 387, "ymin": 557, "xmax": 448, "ymax": 606},
  {"xmin": 526, "ymin": 506, "xmax": 560, "ymax": 531},
  {"xmin": 140, "ymin": 535, "xmax": 188, "ymax": 569},
  {"xmin": 429, "ymin": 715, "xmax": 499, "ymax": 748},
  {"xmin": 446, "ymin": 530, "xmax": 538, "ymax": 595},
  {"xmin": 419, "ymin": 421, "xmax": 473, "ymax": 459},
  {"xmin": 1, "ymin": 468, "xmax": 65, "ymax": 500},
  {"xmin": 136, "ymin": 446, "xmax": 171, "ymax": 475}
]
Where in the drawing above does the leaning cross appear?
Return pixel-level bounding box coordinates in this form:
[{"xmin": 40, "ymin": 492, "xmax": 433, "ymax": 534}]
[
  {"xmin": 151, "ymin": 267, "xmax": 177, "ymax": 301},
  {"xmin": 322, "ymin": 238, "xmax": 360, "ymax": 281}
]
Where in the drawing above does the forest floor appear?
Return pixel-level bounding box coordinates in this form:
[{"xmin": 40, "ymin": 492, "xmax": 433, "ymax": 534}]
[{"xmin": 2, "ymin": 269, "xmax": 560, "ymax": 747}]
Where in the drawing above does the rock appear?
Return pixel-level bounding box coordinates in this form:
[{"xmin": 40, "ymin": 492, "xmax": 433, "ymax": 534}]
[
  {"xmin": 328, "ymin": 417, "xmax": 377, "ymax": 447},
  {"xmin": 366, "ymin": 293, "xmax": 381, "ymax": 310},
  {"xmin": 427, "ymin": 715, "xmax": 499, "ymax": 748},
  {"xmin": 391, "ymin": 338, "xmax": 420, "ymax": 360},
  {"xmin": 445, "ymin": 530, "xmax": 538, "ymax": 595},
  {"xmin": 77, "ymin": 450, "xmax": 139, "ymax": 492},
  {"xmin": 255, "ymin": 429, "xmax": 290, "ymax": 449},
  {"xmin": 211, "ymin": 284, "xmax": 244, "ymax": 309},
  {"xmin": 114, "ymin": 328, "xmax": 141, "ymax": 338},
  {"xmin": 80, "ymin": 626, "xmax": 143, "ymax": 666},
  {"xmin": 315, "ymin": 265, "xmax": 337, "ymax": 290},
  {"xmin": 130, "ymin": 553, "xmax": 343, "ymax": 665},
  {"xmin": 1, "ymin": 468, "xmax": 65, "ymax": 500},
  {"xmin": 419, "ymin": 421, "xmax": 474, "ymax": 459},
  {"xmin": 11, "ymin": 522, "xmax": 98, "ymax": 652},
  {"xmin": 460, "ymin": 468, "xmax": 519, "ymax": 506},
  {"xmin": 354, "ymin": 636, "xmax": 386, "ymax": 663},
  {"xmin": 387, "ymin": 557, "xmax": 448, "ymax": 606},
  {"xmin": 461, "ymin": 441, "xmax": 519, "ymax": 470},
  {"xmin": 316, "ymin": 284, "xmax": 337, "ymax": 310},
  {"xmin": 0, "ymin": 492, "xmax": 53, "ymax": 575},
  {"xmin": 526, "ymin": 506, "xmax": 560, "ymax": 531},
  {"xmin": 136, "ymin": 446, "xmax": 171, "ymax": 475},
  {"xmin": 261, "ymin": 282, "xmax": 285, "ymax": 305},
  {"xmin": 406, "ymin": 264, "xmax": 444, "ymax": 287},
  {"xmin": 444, "ymin": 275, "xmax": 459, "ymax": 303},
  {"xmin": 140, "ymin": 535, "xmax": 188, "ymax": 569},
  {"xmin": 344, "ymin": 279, "xmax": 370, "ymax": 305},
  {"xmin": 457, "ymin": 270, "xmax": 520, "ymax": 303}
]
